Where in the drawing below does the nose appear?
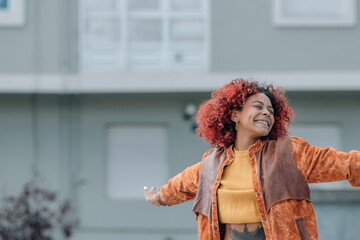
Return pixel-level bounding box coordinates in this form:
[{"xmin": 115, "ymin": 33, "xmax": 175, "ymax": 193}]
[{"xmin": 262, "ymin": 109, "xmax": 271, "ymax": 116}]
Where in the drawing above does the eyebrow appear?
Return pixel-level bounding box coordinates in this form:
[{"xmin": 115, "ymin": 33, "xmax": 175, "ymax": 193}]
[{"xmin": 252, "ymin": 100, "xmax": 274, "ymax": 109}]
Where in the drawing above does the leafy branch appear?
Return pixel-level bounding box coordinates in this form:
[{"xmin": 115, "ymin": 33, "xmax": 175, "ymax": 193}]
[{"xmin": 0, "ymin": 181, "xmax": 78, "ymax": 240}]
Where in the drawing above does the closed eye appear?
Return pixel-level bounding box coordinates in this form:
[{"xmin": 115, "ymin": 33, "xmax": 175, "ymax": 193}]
[{"xmin": 252, "ymin": 105, "xmax": 274, "ymax": 115}]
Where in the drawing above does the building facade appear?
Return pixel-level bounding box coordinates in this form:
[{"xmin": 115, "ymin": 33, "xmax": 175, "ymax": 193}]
[{"xmin": 0, "ymin": 0, "xmax": 360, "ymax": 239}]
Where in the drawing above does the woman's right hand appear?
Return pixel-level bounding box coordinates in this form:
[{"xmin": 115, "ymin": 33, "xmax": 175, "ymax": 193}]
[{"xmin": 144, "ymin": 186, "xmax": 163, "ymax": 207}]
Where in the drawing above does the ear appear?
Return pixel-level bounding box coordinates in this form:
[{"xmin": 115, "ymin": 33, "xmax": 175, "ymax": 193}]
[{"xmin": 231, "ymin": 110, "xmax": 239, "ymax": 122}]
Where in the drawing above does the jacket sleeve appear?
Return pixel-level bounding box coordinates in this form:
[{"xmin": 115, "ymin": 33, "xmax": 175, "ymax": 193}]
[
  {"xmin": 291, "ymin": 136, "xmax": 360, "ymax": 186},
  {"xmin": 159, "ymin": 149, "xmax": 213, "ymax": 206}
]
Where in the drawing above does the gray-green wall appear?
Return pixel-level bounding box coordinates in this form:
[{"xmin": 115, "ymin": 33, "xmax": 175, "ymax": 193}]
[
  {"xmin": 1, "ymin": 0, "xmax": 360, "ymax": 239},
  {"xmin": 211, "ymin": 1, "xmax": 360, "ymax": 71},
  {"xmin": 0, "ymin": 0, "xmax": 78, "ymax": 73},
  {"xmin": 1, "ymin": 92, "xmax": 360, "ymax": 239},
  {"xmin": 1, "ymin": 0, "xmax": 360, "ymax": 73}
]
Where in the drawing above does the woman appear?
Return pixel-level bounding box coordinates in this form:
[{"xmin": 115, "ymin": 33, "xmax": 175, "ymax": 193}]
[{"xmin": 144, "ymin": 79, "xmax": 360, "ymax": 240}]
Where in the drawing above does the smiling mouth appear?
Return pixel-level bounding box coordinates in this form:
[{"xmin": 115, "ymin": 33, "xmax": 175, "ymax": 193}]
[{"xmin": 254, "ymin": 120, "xmax": 269, "ymax": 127}]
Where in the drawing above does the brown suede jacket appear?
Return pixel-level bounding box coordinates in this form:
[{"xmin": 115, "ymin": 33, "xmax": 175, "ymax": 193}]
[{"xmin": 158, "ymin": 136, "xmax": 360, "ymax": 240}]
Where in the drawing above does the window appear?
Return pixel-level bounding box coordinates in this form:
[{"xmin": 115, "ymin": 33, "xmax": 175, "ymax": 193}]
[
  {"xmin": 79, "ymin": 0, "xmax": 209, "ymax": 71},
  {"xmin": 272, "ymin": 0, "xmax": 356, "ymax": 27},
  {"xmin": 106, "ymin": 124, "xmax": 169, "ymax": 200},
  {"xmin": 0, "ymin": 0, "xmax": 25, "ymax": 27},
  {"xmin": 290, "ymin": 123, "xmax": 342, "ymax": 150}
]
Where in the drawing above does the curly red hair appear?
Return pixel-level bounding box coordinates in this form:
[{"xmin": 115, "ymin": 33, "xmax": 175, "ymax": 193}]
[{"xmin": 195, "ymin": 79, "xmax": 295, "ymax": 148}]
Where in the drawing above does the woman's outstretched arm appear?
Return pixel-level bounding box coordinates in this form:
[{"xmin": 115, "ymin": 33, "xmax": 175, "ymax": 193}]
[
  {"xmin": 144, "ymin": 149, "xmax": 213, "ymax": 206},
  {"xmin": 291, "ymin": 136, "xmax": 360, "ymax": 186}
]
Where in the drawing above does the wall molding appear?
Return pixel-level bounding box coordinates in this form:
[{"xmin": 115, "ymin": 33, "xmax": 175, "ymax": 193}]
[
  {"xmin": 311, "ymin": 189, "xmax": 360, "ymax": 203},
  {"xmin": 0, "ymin": 71, "xmax": 360, "ymax": 93}
]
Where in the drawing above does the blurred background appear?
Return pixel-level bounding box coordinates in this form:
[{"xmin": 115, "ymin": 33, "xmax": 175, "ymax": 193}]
[{"xmin": 1, "ymin": 0, "xmax": 360, "ymax": 239}]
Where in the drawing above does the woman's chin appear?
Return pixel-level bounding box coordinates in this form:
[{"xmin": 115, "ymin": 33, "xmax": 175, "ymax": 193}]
[{"xmin": 256, "ymin": 130, "xmax": 270, "ymax": 137}]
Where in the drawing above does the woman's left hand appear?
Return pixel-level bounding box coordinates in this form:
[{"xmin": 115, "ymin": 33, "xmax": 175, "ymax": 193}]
[{"xmin": 144, "ymin": 186, "xmax": 162, "ymax": 207}]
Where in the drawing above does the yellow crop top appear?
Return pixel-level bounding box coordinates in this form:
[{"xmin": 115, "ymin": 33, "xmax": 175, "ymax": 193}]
[{"xmin": 217, "ymin": 148, "xmax": 261, "ymax": 224}]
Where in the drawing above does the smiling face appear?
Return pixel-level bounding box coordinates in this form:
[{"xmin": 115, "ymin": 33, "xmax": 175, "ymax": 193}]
[{"xmin": 232, "ymin": 93, "xmax": 275, "ymax": 142}]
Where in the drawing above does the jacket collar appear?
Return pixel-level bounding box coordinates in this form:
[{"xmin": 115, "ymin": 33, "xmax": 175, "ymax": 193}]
[{"xmin": 227, "ymin": 139, "xmax": 264, "ymax": 158}]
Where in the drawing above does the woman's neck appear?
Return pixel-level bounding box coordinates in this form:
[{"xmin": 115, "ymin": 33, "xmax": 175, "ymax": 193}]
[{"xmin": 234, "ymin": 136, "xmax": 259, "ymax": 151}]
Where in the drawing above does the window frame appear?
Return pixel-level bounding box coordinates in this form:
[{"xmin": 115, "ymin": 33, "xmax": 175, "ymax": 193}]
[{"xmin": 79, "ymin": 0, "xmax": 210, "ymax": 72}]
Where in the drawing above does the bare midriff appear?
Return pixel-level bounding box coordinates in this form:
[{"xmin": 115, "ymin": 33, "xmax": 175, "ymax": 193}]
[{"xmin": 224, "ymin": 222, "xmax": 265, "ymax": 240}]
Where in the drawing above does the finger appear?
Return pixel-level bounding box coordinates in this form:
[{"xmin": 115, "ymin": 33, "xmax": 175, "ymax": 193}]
[{"xmin": 144, "ymin": 186, "xmax": 148, "ymax": 191}]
